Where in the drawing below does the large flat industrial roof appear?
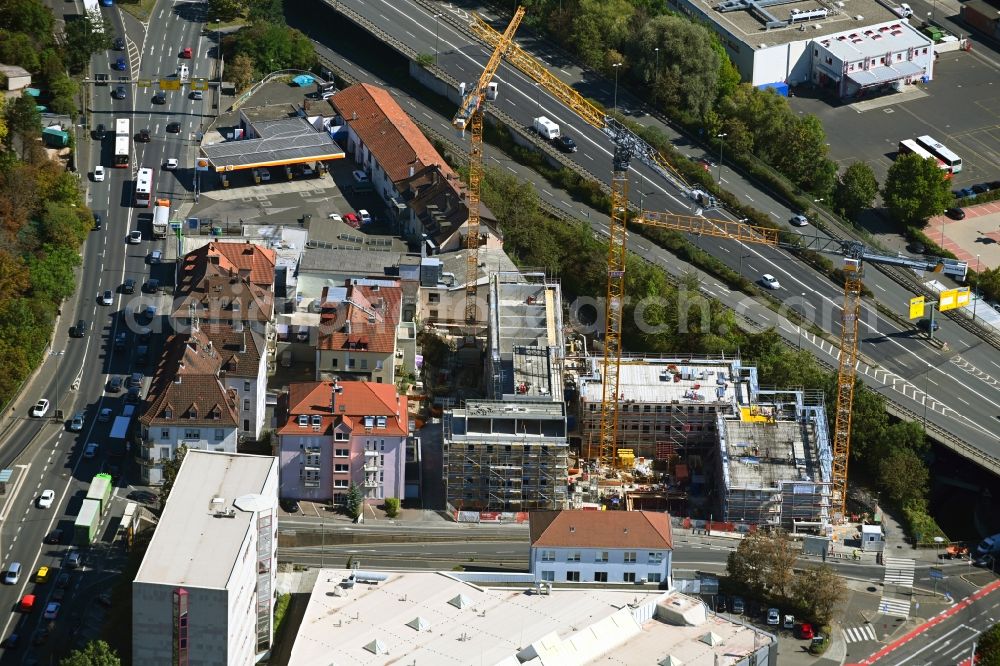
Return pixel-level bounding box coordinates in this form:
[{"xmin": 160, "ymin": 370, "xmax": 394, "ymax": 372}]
[
  {"xmin": 286, "ymin": 570, "xmax": 772, "ymax": 666},
  {"xmin": 578, "ymin": 357, "xmax": 751, "ymax": 407},
  {"xmin": 200, "ymin": 116, "xmax": 345, "ymax": 171},
  {"xmin": 134, "ymin": 451, "xmax": 277, "ymax": 589}
]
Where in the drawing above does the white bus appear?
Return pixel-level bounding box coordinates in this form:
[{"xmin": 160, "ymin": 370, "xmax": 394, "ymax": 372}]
[
  {"xmin": 114, "ymin": 118, "xmax": 130, "ymax": 168},
  {"xmin": 898, "ymin": 139, "xmax": 951, "ymax": 179},
  {"xmin": 915, "ymin": 135, "xmax": 963, "ymax": 174},
  {"xmin": 134, "ymin": 167, "xmax": 154, "ymax": 207}
]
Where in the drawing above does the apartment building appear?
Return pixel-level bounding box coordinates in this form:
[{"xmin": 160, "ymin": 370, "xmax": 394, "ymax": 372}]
[
  {"xmin": 277, "ymin": 380, "xmax": 408, "ymax": 505},
  {"xmin": 529, "ymin": 510, "xmax": 673, "ymax": 586},
  {"xmin": 132, "ymin": 451, "xmax": 278, "ymax": 665}
]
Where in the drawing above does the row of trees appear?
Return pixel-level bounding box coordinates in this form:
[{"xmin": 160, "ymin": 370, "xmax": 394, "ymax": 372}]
[
  {"xmin": 206, "ymin": 0, "xmax": 317, "ymax": 91},
  {"xmin": 518, "ymin": 0, "xmax": 837, "ymax": 198},
  {"xmin": 726, "ymin": 531, "xmax": 845, "ymax": 625}
]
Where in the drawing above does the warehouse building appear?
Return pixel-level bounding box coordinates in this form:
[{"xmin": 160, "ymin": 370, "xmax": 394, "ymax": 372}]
[
  {"xmin": 669, "ymin": 0, "xmax": 934, "ymax": 95},
  {"xmin": 443, "ymin": 272, "xmax": 569, "ymax": 511}
]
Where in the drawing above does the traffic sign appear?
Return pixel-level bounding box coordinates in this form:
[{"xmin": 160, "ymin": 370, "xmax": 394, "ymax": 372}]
[
  {"xmin": 159, "ymin": 78, "xmax": 182, "ymax": 91},
  {"xmin": 929, "ymin": 567, "xmax": 944, "ymax": 580},
  {"xmin": 908, "ymin": 296, "xmax": 925, "ymax": 319},
  {"xmin": 190, "ymin": 79, "xmax": 209, "ymax": 90},
  {"xmin": 170, "ymin": 223, "xmax": 182, "ymax": 231}
]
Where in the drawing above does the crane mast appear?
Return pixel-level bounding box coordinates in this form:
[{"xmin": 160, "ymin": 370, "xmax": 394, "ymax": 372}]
[{"xmin": 452, "ymin": 7, "xmax": 526, "ymax": 325}]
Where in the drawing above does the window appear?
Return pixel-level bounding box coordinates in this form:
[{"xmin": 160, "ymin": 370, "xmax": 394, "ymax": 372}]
[
  {"xmin": 567, "ymin": 551, "xmax": 581, "ymax": 562},
  {"xmin": 380, "ymin": 440, "xmax": 385, "ymax": 451},
  {"xmin": 331, "ymin": 358, "xmax": 338, "ymax": 368},
  {"xmin": 333, "ymin": 479, "xmax": 349, "ymax": 488},
  {"xmin": 541, "ymin": 550, "xmax": 555, "ymax": 562},
  {"xmin": 164, "ymin": 408, "xmax": 173, "ymax": 419},
  {"xmin": 244, "ymin": 381, "xmax": 251, "ymax": 391},
  {"xmin": 302, "ymin": 467, "xmax": 320, "ymax": 487},
  {"xmin": 348, "ymin": 358, "xmax": 356, "ymax": 369},
  {"xmin": 541, "ymin": 570, "xmax": 554, "ymax": 582},
  {"xmin": 306, "ymin": 454, "xmax": 321, "ymax": 466},
  {"xmin": 161, "ymin": 429, "xmax": 170, "ymax": 440},
  {"xmin": 243, "ymin": 419, "xmax": 249, "ymax": 432},
  {"xmin": 375, "ymin": 359, "xmax": 383, "ymax": 371},
  {"xmin": 335, "ymin": 448, "xmax": 349, "ymax": 457},
  {"xmin": 335, "ymin": 432, "xmax": 348, "ymax": 441},
  {"xmin": 428, "ymin": 292, "xmax": 440, "ymax": 303},
  {"xmin": 334, "ymin": 464, "xmax": 349, "ymax": 473},
  {"xmin": 379, "ymin": 455, "xmax": 384, "ymax": 467},
  {"xmin": 648, "ymin": 552, "xmax": 663, "ymax": 565},
  {"xmin": 360, "ymin": 359, "xmax": 368, "ymax": 370},
  {"xmin": 647, "ymin": 573, "xmax": 662, "ymax": 583},
  {"xmin": 624, "ymin": 551, "xmax": 637, "ymax": 564},
  {"xmin": 183, "ymin": 429, "xmax": 200, "ymax": 440},
  {"xmin": 623, "ymin": 572, "xmax": 636, "ymax": 583},
  {"xmin": 594, "ymin": 571, "xmax": 608, "ymax": 582},
  {"xmin": 160, "ymin": 446, "xmax": 171, "ymax": 459},
  {"xmin": 566, "ymin": 571, "xmax": 580, "ymax": 582},
  {"xmin": 595, "ymin": 551, "xmax": 608, "ymax": 563},
  {"xmin": 429, "ymin": 309, "xmax": 439, "ymax": 319},
  {"xmin": 243, "ymin": 399, "xmax": 250, "ymax": 411},
  {"xmin": 214, "ymin": 429, "xmax": 224, "ymax": 441}
]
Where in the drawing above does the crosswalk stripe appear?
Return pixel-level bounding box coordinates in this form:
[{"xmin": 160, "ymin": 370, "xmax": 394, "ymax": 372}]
[
  {"xmin": 842, "ymin": 625, "xmax": 878, "ymax": 643},
  {"xmin": 878, "ymin": 596, "xmax": 911, "ymax": 618}
]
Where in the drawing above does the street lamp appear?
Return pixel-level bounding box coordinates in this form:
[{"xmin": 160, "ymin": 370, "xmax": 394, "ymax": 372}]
[
  {"xmin": 973, "ymin": 254, "xmax": 981, "ymax": 321},
  {"xmin": 654, "ymin": 47, "xmax": 660, "ymax": 74},
  {"xmin": 797, "ymin": 293, "xmax": 806, "ymax": 350},
  {"xmin": 612, "ymin": 62, "xmax": 623, "ymax": 114},
  {"xmin": 534, "ymin": 82, "xmax": 541, "ymax": 114},
  {"xmin": 435, "ymin": 14, "xmax": 443, "ymax": 65},
  {"xmin": 716, "ymin": 133, "xmax": 727, "ymax": 183}
]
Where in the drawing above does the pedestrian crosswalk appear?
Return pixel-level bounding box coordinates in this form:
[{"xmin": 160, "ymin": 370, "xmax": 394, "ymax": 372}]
[
  {"xmin": 877, "ymin": 595, "xmax": 911, "ymax": 619},
  {"xmin": 842, "ymin": 624, "xmax": 878, "ymax": 644},
  {"xmin": 882, "ymin": 557, "xmax": 915, "ymax": 588}
]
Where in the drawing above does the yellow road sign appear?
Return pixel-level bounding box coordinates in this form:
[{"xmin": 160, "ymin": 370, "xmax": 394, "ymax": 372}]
[
  {"xmin": 136, "ymin": 78, "xmax": 152, "ymax": 88},
  {"xmin": 909, "ymin": 296, "xmax": 925, "ymax": 320},
  {"xmin": 159, "ymin": 78, "xmax": 182, "ymax": 91},
  {"xmin": 939, "ymin": 287, "xmax": 971, "ymax": 312},
  {"xmin": 190, "ymin": 79, "xmax": 209, "ymax": 90}
]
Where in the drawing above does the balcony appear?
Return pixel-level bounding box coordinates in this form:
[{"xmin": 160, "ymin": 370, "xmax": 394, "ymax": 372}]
[{"xmin": 363, "ymin": 477, "xmax": 378, "ymax": 488}]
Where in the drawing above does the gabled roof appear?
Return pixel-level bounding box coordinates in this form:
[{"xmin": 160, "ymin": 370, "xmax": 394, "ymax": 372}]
[
  {"xmin": 277, "ymin": 380, "xmax": 407, "ymax": 437},
  {"xmin": 529, "ymin": 510, "xmax": 673, "ymax": 550},
  {"xmin": 316, "ymin": 281, "xmax": 401, "ymax": 354},
  {"xmin": 183, "ymin": 241, "xmax": 276, "ymax": 290},
  {"xmin": 331, "ymin": 83, "xmax": 461, "ymax": 186},
  {"xmin": 197, "ymin": 323, "xmax": 266, "ymax": 378},
  {"xmin": 173, "ymin": 269, "xmax": 274, "ymax": 323},
  {"xmin": 140, "ymin": 332, "xmax": 240, "ymax": 427}
]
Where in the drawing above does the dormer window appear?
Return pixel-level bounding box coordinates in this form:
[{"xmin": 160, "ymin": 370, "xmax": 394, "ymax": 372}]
[
  {"xmin": 164, "ymin": 408, "xmax": 173, "ymax": 419},
  {"xmin": 376, "ymin": 416, "xmax": 387, "ymax": 429},
  {"xmin": 297, "ymin": 415, "xmax": 309, "ymax": 427},
  {"xmin": 212, "ymin": 407, "xmax": 221, "ymax": 420},
  {"xmin": 189, "ymin": 406, "xmax": 198, "ymax": 419},
  {"xmin": 311, "ymin": 415, "xmax": 322, "ymax": 426}
]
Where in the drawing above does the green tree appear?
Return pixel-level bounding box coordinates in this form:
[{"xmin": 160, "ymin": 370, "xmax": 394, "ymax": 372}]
[
  {"xmin": 726, "ymin": 530, "xmax": 797, "ymax": 597},
  {"xmin": 0, "ymin": 0, "xmax": 54, "ymax": 38},
  {"xmin": 771, "ymin": 115, "xmax": 837, "ymax": 195},
  {"xmin": 790, "ymin": 565, "xmax": 845, "ymax": 625},
  {"xmin": 973, "ymin": 266, "xmax": 1000, "ymax": 304},
  {"xmin": 47, "ymin": 73, "xmax": 79, "ymax": 117},
  {"xmin": 631, "ymin": 15, "xmax": 720, "ymax": 118},
  {"xmin": 63, "ymin": 13, "xmax": 112, "ymax": 73},
  {"xmin": 384, "ymin": 497, "xmax": 400, "ymax": 518},
  {"xmin": 567, "ymin": 0, "xmax": 635, "ymax": 70},
  {"xmin": 208, "ymin": 0, "xmax": 245, "ymax": 22},
  {"xmin": 28, "ymin": 244, "xmax": 81, "ymax": 304},
  {"xmin": 158, "ymin": 445, "xmax": 189, "ymax": 508},
  {"xmin": 229, "ymin": 23, "xmax": 316, "ymax": 76},
  {"xmin": 0, "ymin": 32, "xmax": 42, "ymax": 72},
  {"xmin": 247, "ymin": 0, "xmax": 284, "ymax": 25},
  {"xmin": 5, "ymin": 94, "xmax": 41, "ymax": 158},
  {"xmin": 228, "ymin": 53, "xmax": 256, "ymax": 92},
  {"xmin": 60, "ymin": 639, "xmax": 121, "ymax": 666},
  {"xmin": 833, "ymin": 161, "xmax": 879, "ymax": 219},
  {"xmin": 978, "ymin": 623, "xmax": 1000, "ymax": 666},
  {"xmin": 878, "ymin": 447, "xmax": 929, "ymax": 507},
  {"xmin": 882, "ymin": 153, "xmax": 952, "ymax": 226},
  {"xmin": 345, "ymin": 482, "xmax": 362, "ymax": 520}
]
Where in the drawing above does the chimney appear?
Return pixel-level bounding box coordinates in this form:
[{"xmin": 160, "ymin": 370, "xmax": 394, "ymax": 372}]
[
  {"xmin": 432, "ymin": 169, "xmax": 439, "ymax": 186},
  {"xmin": 344, "ymin": 320, "xmax": 352, "ymax": 334},
  {"xmin": 234, "ymin": 319, "xmax": 244, "ymax": 333},
  {"xmin": 240, "ymin": 331, "xmax": 247, "ymax": 353},
  {"xmin": 206, "ymin": 340, "xmax": 213, "ymax": 354},
  {"xmin": 409, "ymin": 165, "xmax": 415, "ymax": 178}
]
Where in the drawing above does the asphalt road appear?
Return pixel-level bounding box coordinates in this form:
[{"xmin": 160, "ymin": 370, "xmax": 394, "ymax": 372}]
[
  {"xmin": 0, "ymin": 0, "xmax": 214, "ymax": 661},
  {"xmin": 300, "ymin": 0, "xmax": 1000, "ymax": 476}
]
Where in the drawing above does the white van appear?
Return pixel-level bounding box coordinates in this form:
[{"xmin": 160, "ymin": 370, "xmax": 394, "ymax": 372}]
[
  {"xmin": 178, "ymin": 64, "xmax": 190, "ymax": 83},
  {"xmin": 4, "ymin": 562, "xmax": 21, "ymax": 585},
  {"xmin": 533, "ymin": 116, "xmax": 560, "ymax": 140}
]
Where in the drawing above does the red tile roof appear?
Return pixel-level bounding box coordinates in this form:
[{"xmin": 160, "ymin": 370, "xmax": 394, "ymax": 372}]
[
  {"xmin": 529, "ymin": 510, "xmax": 673, "ymax": 550},
  {"xmin": 316, "ymin": 282, "xmax": 401, "ymax": 354},
  {"xmin": 184, "ymin": 241, "xmax": 276, "ymax": 290},
  {"xmin": 277, "ymin": 380, "xmax": 408, "ymax": 436},
  {"xmin": 332, "ymin": 83, "xmax": 461, "ymax": 186}
]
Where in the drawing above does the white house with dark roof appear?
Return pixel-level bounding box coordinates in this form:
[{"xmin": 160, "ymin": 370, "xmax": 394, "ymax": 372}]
[{"xmin": 529, "ymin": 510, "xmax": 674, "ymax": 586}]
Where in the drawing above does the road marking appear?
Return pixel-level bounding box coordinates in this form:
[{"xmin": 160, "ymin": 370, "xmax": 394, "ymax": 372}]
[
  {"xmin": 421, "ymin": 112, "xmax": 433, "ymax": 120},
  {"xmin": 745, "ymin": 195, "xmax": 754, "ymax": 202},
  {"xmin": 560, "ymin": 68, "xmax": 571, "ymax": 75},
  {"xmin": 406, "ymin": 31, "xmax": 417, "ymax": 39},
  {"xmin": 584, "ymin": 153, "xmax": 593, "ymax": 160},
  {"xmin": 927, "ymin": 378, "xmax": 939, "ymax": 386},
  {"xmin": 561, "ymin": 201, "xmax": 572, "ymax": 207},
  {"xmin": 770, "ymin": 211, "xmax": 779, "ymax": 218},
  {"xmin": 542, "ymin": 189, "xmax": 553, "ymax": 197},
  {"xmin": 507, "ymin": 167, "xmax": 517, "ymax": 173},
  {"xmin": 956, "ymin": 396, "xmax": 970, "ymax": 406},
  {"xmin": 875, "ymin": 284, "xmax": 887, "ymax": 292}
]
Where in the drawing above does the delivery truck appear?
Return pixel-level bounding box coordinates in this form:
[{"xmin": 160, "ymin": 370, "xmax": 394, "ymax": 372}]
[
  {"xmin": 152, "ymin": 198, "xmax": 170, "ymax": 238},
  {"xmin": 86, "ymin": 473, "xmax": 113, "ymax": 513},
  {"xmin": 74, "ymin": 498, "xmax": 101, "ymax": 546}
]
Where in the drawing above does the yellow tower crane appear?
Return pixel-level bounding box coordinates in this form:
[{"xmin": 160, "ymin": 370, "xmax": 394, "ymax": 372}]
[
  {"xmin": 470, "ymin": 11, "xmax": 968, "ymax": 518},
  {"xmin": 452, "ymin": 6, "xmax": 526, "ymax": 325}
]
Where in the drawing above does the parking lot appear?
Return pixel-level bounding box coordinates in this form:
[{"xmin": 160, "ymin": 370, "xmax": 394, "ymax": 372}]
[{"xmin": 790, "ymin": 50, "xmax": 1000, "ymax": 189}]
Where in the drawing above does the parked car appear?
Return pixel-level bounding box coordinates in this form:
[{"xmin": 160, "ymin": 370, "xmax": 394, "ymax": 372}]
[
  {"xmin": 955, "ymin": 187, "xmax": 975, "ymax": 198},
  {"xmin": 34, "ymin": 566, "xmax": 50, "ymax": 583},
  {"xmin": 2, "ymin": 633, "xmax": 18, "ymax": 649},
  {"xmin": 69, "ymin": 412, "xmax": 84, "ymax": 432},
  {"xmin": 18, "ymin": 595, "xmax": 34, "ymax": 612},
  {"xmin": 358, "ymin": 209, "xmax": 372, "ymax": 225},
  {"xmin": 93, "ymin": 166, "xmax": 105, "ymax": 182},
  {"xmin": 971, "ymin": 183, "xmax": 990, "ymax": 195},
  {"xmin": 66, "ymin": 551, "xmax": 81, "ymax": 569},
  {"xmin": 114, "ymin": 332, "xmax": 127, "ymax": 350},
  {"xmin": 766, "ymin": 608, "xmax": 780, "ymax": 625},
  {"xmin": 783, "ymin": 614, "xmax": 795, "ymax": 629},
  {"xmin": 43, "ymin": 602, "xmax": 60, "ymax": 621},
  {"xmin": 945, "ymin": 207, "xmax": 965, "ymax": 220},
  {"xmin": 907, "ymin": 241, "xmax": 926, "ymax": 255},
  {"xmin": 31, "ymin": 399, "xmax": 50, "ymax": 418},
  {"xmin": 149, "ymin": 250, "xmax": 162, "ymax": 264},
  {"xmin": 797, "ymin": 622, "xmax": 815, "ymax": 640},
  {"xmin": 108, "ymin": 376, "xmax": 123, "ymax": 393},
  {"xmin": 280, "ymin": 499, "xmax": 300, "ymax": 513},
  {"xmin": 98, "ymin": 408, "xmax": 112, "ymax": 422},
  {"xmin": 731, "ymin": 596, "xmax": 745, "ymax": 614},
  {"xmin": 760, "ymin": 273, "xmax": 781, "ymax": 290},
  {"xmin": 37, "ymin": 490, "xmax": 54, "ymax": 509},
  {"xmin": 84, "ymin": 442, "xmax": 99, "ymax": 458}
]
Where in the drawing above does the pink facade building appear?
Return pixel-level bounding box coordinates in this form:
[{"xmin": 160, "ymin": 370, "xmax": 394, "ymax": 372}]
[{"xmin": 277, "ymin": 381, "xmax": 408, "ymax": 505}]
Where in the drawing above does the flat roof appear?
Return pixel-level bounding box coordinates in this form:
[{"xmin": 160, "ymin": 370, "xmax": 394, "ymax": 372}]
[
  {"xmin": 820, "ymin": 21, "xmax": 928, "ymax": 60},
  {"xmin": 492, "ymin": 278, "xmax": 563, "ymax": 399},
  {"xmin": 287, "ymin": 570, "xmax": 769, "ymax": 666},
  {"xmin": 200, "ymin": 116, "xmax": 345, "ymax": 171},
  {"xmin": 579, "ymin": 358, "xmax": 750, "ymax": 406},
  {"xmin": 134, "ymin": 451, "xmax": 277, "ymax": 588},
  {"xmin": 720, "ymin": 412, "xmax": 823, "ymax": 489},
  {"xmin": 694, "ymin": 0, "xmax": 905, "ymax": 48}
]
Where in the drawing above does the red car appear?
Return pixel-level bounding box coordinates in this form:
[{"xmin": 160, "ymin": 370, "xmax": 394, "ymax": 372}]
[
  {"xmin": 797, "ymin": 622, "xmax": 814, "ymax": 640},
  {"xmin": 18, "ymin": 595, "xmax": 36, "ymax": 612},
  {"xmin": 180, "ymin": 47, "xmax": 192, "ymax": 59},
  {"xmin": 344, "ymin": 212, "xmax": 360, "ymax": 229}
]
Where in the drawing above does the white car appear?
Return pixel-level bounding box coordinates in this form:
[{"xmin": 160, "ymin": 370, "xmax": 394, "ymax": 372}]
[
  {"xmin": 37, "ymin": 490, "xmax": 55, "ymax": 509},
  {"xmin": 129, "ymin": 230, "xmax": 142, "ymax": 244},
  {"xmin": 789, "ymin": 214, "xmax": 809, "ymax": 227},
  {"xmin": 767, "ymin": 608, "xmax": 780, "ymax": 625},
  {"xmin": 358, "ymin": 209, "xmax": 372, "ymax": 225},
  {"xmin": 760, "ymin": 273, "xmax": 781, "ymax": 290},
  {"xmin": 31, "ymin": 399, "xmax": 50, "ymax": 418},
  {"xmin": 84, "ymin": 442, "xmax": 98, "ymax": 458},
  {"xmin": 99, "ymin": 289, "xmax": 113, "ymax": 306},
  {"xmin": 327, "ymin": 213, "xmax": 343, "ymax": 223},
  {"xmin": 164, "ymin": 158, "xmax": 178, "ymax": 170},
  {"xmin": 260, "ymin": 168, "xmax": 271, "ymax": 182},
  {"xmin": 93, "ymin": 166, "xmax": 105, "ymax": 182}
]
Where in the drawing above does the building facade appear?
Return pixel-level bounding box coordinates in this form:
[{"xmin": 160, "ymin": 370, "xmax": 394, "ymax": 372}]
[
  {"xmin": 132, "ymin": 451, "xmax": 278, "ymax": 665},
  {"xmin": 529, "ymin": 510, "xmax": 674, "ymax": 586},
  {"xmin": 277, "ymin": 380, "xmax": 408, "ymax": 505}
]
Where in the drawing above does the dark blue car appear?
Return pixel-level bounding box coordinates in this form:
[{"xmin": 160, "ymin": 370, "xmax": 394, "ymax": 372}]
[{"xmin": 114, "ymin": 57, "xmax": 126, "ymax": 71}]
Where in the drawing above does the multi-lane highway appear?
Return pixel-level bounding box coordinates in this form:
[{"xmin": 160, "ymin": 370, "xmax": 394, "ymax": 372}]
[
  {"xmin": 0, "ymin": 1, "xmax": 213, "ymax": 660},
  {"xmin": 313, "ymin": 0, "xmax": 1000, "ymax": 474}
]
